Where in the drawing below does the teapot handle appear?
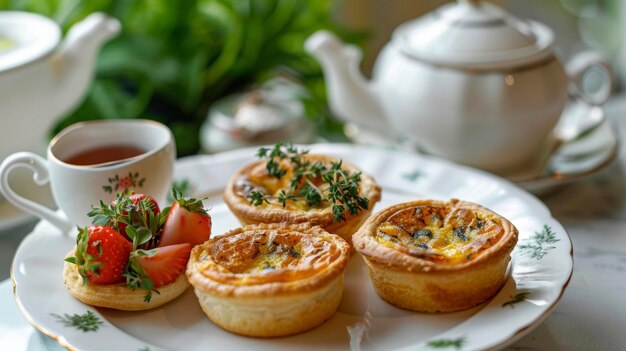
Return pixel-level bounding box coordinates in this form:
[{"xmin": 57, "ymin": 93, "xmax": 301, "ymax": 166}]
[{"xmin": 567, "ymin": 51, "xmax": 613, "ymax": 106}]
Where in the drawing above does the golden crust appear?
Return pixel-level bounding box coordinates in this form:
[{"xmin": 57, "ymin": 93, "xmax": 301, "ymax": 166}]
[
  {"xmin": 353, "ymin": 199, "xmax": 518, "ymax": 313},
  {"xmin": 222, "ymin": 154, "xmax": 381, "ymax": 246},
  {"xmin": 63, "ymin": 249, "xmax": 189, "ymax": 311},
  {"xmin": 193, "ymin": 274, "xmax": 345, "ymax": 338},
  {"xmin": 187, "ymin": 223, "xmax": 350, "ymax": 337}
]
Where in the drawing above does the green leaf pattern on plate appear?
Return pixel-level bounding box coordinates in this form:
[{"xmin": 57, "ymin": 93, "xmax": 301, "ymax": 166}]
[
  {"xmin": 518, "ymin": 225, "xmax": 560, "ymax": 260},
  {"xmin": 503, "ymin": 292, "xmax": 531, "ymax": 308},
  {"xmin": 402, "ymin": 170, "xmax": 423, "ymax": 182},
  {"xmin": 51, "ymin": 311, "xmax": 103, "ymax": 332},
  {"xmin": 427, "ymin": 337, "xmax": 466, "ymax": 349}
]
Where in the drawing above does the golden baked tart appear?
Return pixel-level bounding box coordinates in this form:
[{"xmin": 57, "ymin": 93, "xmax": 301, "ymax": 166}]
[
  {"xmin": 186, "ymin": 223, "xmax": 350, "ymax": 337},
  {"xmin": 353, "ymin": 199, "xmax": 518, "ymax": 313},
  {"xmin": 223, "ymin": 143, "xmax": 381, "ymax": 246}
]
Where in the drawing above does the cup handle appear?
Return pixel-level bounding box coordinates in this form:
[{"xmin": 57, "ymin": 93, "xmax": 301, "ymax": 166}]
[
  {"xmin": 567, "ymin": 51, "xmax": 614, "ymax": 106},
  {"xmin": 0, "ymin": 152, "xmax": 73, "ymax": 233}
]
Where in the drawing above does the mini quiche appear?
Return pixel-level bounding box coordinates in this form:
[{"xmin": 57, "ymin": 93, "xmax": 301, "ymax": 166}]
[
  {"xmin": 353, "ymin": 199, "xmax": 518, "ymax": 313},
  {"xmin": 223, "ymin": 143, "xmax": 381, "ymax": 247},
  {"xmin": 186, "ymin": 223, "xmax": 350, "ymax": 337}
]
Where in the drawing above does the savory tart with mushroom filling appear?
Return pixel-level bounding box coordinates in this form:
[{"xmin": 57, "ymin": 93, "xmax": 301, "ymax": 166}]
[
  {"xmin": 186, "ymin": 223, "xmax": 350, "ymax": 337},
  {"xmin": 223, "ymin": 143, "xmax": 381, "ymax": 246},
  {"xmin": 353, "ymin": 199, "xmax": 518, "ymax": 313}
]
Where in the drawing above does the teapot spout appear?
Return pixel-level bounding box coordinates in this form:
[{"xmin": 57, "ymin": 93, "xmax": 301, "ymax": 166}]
[
  {"xmin": 52, "ymin": 13, "xmax": 121, "ymax": 116},
  {"xmin": 305, "ymin": 31, "xmax": 390, "ymax": 134}
]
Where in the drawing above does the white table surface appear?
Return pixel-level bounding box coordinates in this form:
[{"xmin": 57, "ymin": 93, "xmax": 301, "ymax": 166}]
[{"xmin": 2, "ymin": 96, "xmax": 626, "ymax": 350}]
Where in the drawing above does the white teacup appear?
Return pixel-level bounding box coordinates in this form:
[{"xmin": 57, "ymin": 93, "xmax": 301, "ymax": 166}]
[{"xmin": 0, "ymin": 120, "xmax": 175, "ymax": 233}]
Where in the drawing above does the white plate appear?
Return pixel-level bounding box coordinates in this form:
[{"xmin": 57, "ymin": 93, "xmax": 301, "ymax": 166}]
[{"xmin": 11, "ymin": 144, "xmax": 573, "ymax": 351}]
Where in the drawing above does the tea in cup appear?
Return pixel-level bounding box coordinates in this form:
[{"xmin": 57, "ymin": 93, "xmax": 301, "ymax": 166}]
[{"xmin": 0, "ymin": 119, "xmax": 175, "ymax": 233}]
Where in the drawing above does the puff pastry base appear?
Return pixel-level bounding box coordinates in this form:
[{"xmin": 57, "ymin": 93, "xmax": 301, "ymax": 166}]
[
  {"xmin": 195, "ymin": 274, "xmax": 344, "ymax": 337},
  {"xmin": 187, "ymin": 223, "xmax": 350, "ymax": 337},
  {"xmin": 63, "ymin": 250, "xmax": 189, "ymax": 311},
  {"xmin": 353, "ymin": 199, "xmax": 518, "ymax": 313}
]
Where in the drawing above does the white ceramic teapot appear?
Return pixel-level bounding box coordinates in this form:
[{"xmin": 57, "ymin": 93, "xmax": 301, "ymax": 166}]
[
  {"xmin": 0, "ymin": 12, "xmax": 120, "ymax": 162},
  {"xmin": 305, "ymin": 0, "xmax": 613, "ymax": 175}
]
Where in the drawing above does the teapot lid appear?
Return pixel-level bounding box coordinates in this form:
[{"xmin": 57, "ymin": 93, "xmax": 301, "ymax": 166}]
[
  {"xmin": 0, "ymin": 12, "xmax": 61, "ymax": 72},
  {"xmin": 394, "ymin": 0, "xmax": 554, "ymax": 69}
]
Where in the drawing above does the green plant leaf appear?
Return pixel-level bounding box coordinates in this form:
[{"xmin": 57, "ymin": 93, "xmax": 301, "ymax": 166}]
[{"xmin": 17, "ymin": 0, "xmax": 368, "ymax": 155}]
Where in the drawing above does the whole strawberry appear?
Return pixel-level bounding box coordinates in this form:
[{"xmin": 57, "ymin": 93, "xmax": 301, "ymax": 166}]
[
  {"xmin": 66, "ymin": 226, "xmax": 132, "ymax": 285},
  {"xmin": 159, "ymin": 189, "xmax": 212, "ymax": 247}
]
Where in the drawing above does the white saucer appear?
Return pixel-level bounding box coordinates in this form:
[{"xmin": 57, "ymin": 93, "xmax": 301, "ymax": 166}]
[
  {"xmin": 0, "ymin": 167, "xmax": 55, "ymax": 233},
  {"xmin": 513, "ymin": 118, "xmax": 618, "ymax": 194}
]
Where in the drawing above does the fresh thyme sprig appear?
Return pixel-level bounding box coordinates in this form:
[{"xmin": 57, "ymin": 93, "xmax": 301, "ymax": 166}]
[
  {"xmin": 249, "ymin": 191, "xmax": 270, "ymax": 206},
  {"xmin": 248, "ymin": 142, "xmax": 369, "ymax": 222},
  {"xmin": 256, "ymin": 142, "xmax": 307, "ymax": 179}
]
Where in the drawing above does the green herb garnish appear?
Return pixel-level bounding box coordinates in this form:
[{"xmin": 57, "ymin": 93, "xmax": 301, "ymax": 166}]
[
  {"xmin": 87, "ymin": 192, "xmax": 163, "ymax": 250},
  {"xmin": 124, "ymin": 249, "xmax": 159, "ymax": 303},
  {"xmin": 249, "ymin": 191, "xmax": 270, "ymax": 206},
  {"xmin": 248, "ymin": 142, "xmax": 369, "ymax": 222},
  {"xmin": 289, "ymin": 248, "xmax": 302, "ymax": 258}
]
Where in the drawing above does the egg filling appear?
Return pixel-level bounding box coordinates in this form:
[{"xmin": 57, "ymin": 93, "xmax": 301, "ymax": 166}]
[
  {"xmin": 375, "ymin": 206, "xmax": 504, "ymax": 264},
  {"xmin": 195, "ymin": 228, "xmax": 345, "ymax": 288}
]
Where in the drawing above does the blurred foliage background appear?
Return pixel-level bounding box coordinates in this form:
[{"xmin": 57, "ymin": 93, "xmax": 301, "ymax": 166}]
[{"xmin": 0, "ymin": 0, "xmax": 366, "ymax": 156}]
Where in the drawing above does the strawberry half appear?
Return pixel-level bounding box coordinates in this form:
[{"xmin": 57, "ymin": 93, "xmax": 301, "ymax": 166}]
[
  {"xmin": 125, "ymin": 243, "xmax": 191, "ymax": 302},
  {"xmin": 66, "ymin": 226, "xmax": 132, "ymax": 285},
  {"xmin": 159, "ymin": 189, "xmax": 212, "ymax": 247}
]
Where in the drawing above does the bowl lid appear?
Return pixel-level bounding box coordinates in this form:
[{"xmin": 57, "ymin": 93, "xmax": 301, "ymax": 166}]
[
  {"xmin": 0, "ymin": 12, "xmax": 61, "ymax": 72},
  {"xmin": 394, "ymin": 0, "xmax": 555, "ymax": 69}
]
